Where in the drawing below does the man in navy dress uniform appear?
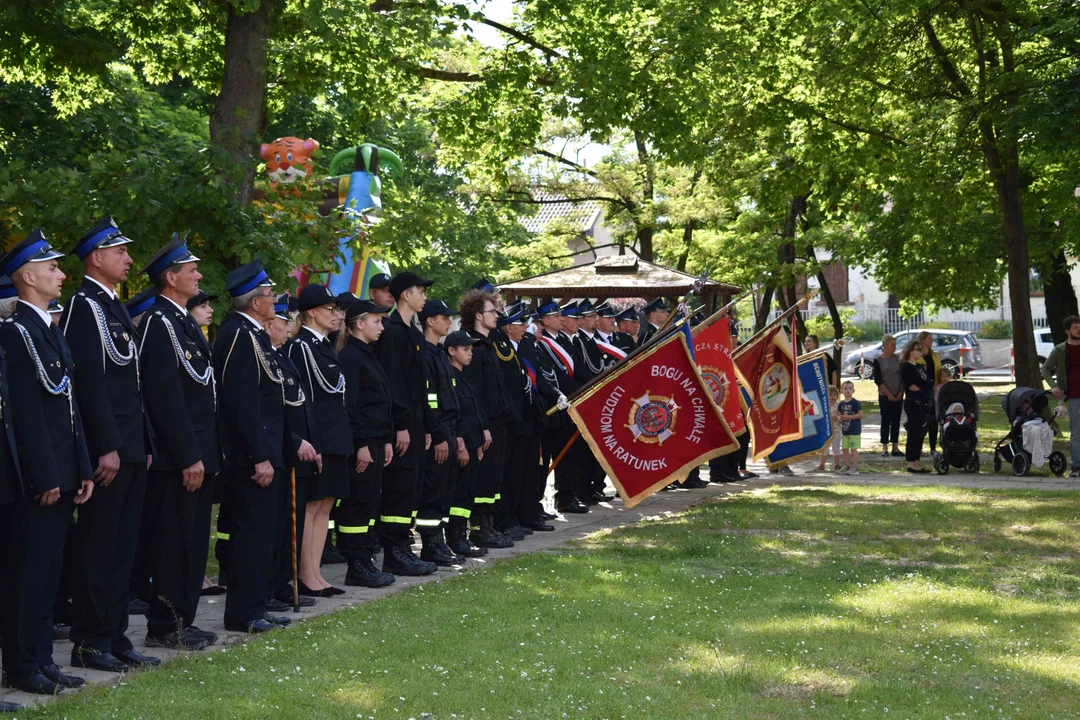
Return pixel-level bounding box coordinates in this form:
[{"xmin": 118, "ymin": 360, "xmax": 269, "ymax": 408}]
[
  {"xmin": 0, "ymin": 275, "xmax": 24, "ymax": 711},
  {"xmin": 0, "ymin": 231, "xmax": 94, "ymax": 695},
  {"xmin": 636, "ymin": 298, "xmax": 669, "ymax": 348},
  {"xmin": 138, "ymin": 236, "xmax": 220, "ymax": 651},
  {"xmin": 61, "ymin": 217, "xmax": 159, "ymax": 672}
]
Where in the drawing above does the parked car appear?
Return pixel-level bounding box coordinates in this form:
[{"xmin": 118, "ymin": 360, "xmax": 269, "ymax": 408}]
[
  {"xmin": 1034, "ymin": 328, "xmax": 1055, "ymax": 364},
  {"xmin": 842, "ymin": 329, "xmax": 985, "ymax": 380}
]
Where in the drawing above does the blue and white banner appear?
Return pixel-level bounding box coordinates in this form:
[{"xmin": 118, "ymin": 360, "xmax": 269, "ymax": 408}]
[{"xmin": 766, "ymin": 353, "xmax": 833, "ymax": 468}]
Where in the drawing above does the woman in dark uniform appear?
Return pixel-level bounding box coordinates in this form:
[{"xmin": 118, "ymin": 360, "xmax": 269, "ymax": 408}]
[
  {"xmin": 334, "ymin": 299, "xmax": 396, "ymax": 587},
  {"xmin": 286, "ymin": 285, "xmax": 350, "ymax": 597}
]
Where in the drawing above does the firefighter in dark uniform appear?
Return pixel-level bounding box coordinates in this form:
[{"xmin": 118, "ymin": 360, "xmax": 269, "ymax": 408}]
[
  {"xmin": 459, "ymin": 288, "xmax": 514, "ymax": 547},
  {"xmin": 515, "ymin": 303, "xmax": 560, "ymax": 526},
  {"xmin": 499, "ymin": 302, "xmax": 554, "ymax": 532},
  {"xmin": 612, "ymin": 308, "xmax": 639, "ymax": 354},
  {"xmin": 138, "ymin": 236, "xmax": 220, "ymax": 651},
  {"xmin": 531, "ymin": 298, "xmax": 585, "ymax": 514},
  {"xmin": 636, "ymin": 298, "xmax": 669, "ymax": 348},
  {"xmin": 367, "ymin": 272, "xmax": 394, "ymax": 308},
  {"xmin": 572, "ymin": 300, "xmax": 613, "ymax": 503},
  {"xmin": 444, "ymin": 330, "xmax": 491, "ymax": 556},
  {"xmin": 593, "ymin": 302, "xmax": 618, "ymax": 361},
  {"xmin": 61, "ymin": 217, "xmax": 159, "ymax": 672},
  {"xmin": 491, "ymin": 301, "xmax": 531, "ymax": 541},
  {"xmin": 335, "ymin": 299, "xmax": 396, "ymax": 587},
  {"xmin": 415, "ymin": 299, "xmax": 464, "ymax": 566},
  {"xmin": 376, "ymin": 272, "xmax": 438, "ymax": 576},
  {"xmin": 0, "ymin": 231, "xmax": 94, "ymax": 695},
  {"xmin": 213, "ymin": 260, "xmax": 317, "ymax": 634}
]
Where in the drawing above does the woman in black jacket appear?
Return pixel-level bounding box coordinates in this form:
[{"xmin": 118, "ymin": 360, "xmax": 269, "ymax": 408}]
[
  {"xmin": 286, "ymin": 285, "xmax": 351, "ymax": 597},
  {"xmin": 900, "ymin": 340, "xmax": 934, "ymax": 473}
]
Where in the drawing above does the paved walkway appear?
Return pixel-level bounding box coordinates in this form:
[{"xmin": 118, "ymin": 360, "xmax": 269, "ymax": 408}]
[{"xmin": 7, "ymin": 460, "xmax": 1079, "ymax": 709}]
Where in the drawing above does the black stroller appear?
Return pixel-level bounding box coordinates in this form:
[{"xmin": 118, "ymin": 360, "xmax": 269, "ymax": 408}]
[
  {"xmin": 993, "ymin": 387, "xmax": 1067, "ymax": 477},
  {"xmin": 934, "ymin": 380, "xmax": 980, "ymax": 475}
]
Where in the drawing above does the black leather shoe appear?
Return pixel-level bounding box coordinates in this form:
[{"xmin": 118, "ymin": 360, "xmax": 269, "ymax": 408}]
[
  {"xmin": 321, "ymin": 545, "xmax": 346, "ymax": 565},
  {"xmin": 128, "ymin": 597, "xmax": 149, "ymax": 615},
  {"xmin": 40, "ymin": 664, "xmax": 84, "ymax": 689},
  {"xmin": 70, "ymin": 649, "xmax": 130, "ymax": 673},
  {"xmin": 322, "ymin": 586, "xmax": 345, "ymax": 596},
  {"xmin": 146, "ymin": 630, "xmax": 210, "ymax": 651},
  {"xmin": 539, "ymin": 511, "xmax": 557, "ymax": 521},
  {"xmin": 1, "ymin": 699, "xmax": 22, "ymax": 711},
  {"xmin": 273, "ymin": 588, "xmax": 316, "ymax": 607},
  {"xmin": 224, "ymin": 619, "xmax": 276, "ymax": 634},
  {"xmin": 684, "ymin": 477, "xmax": 710, "ymax": 489},
  {"xmin": 115, "ymin": 649, "xmax": 161, "ymax": 668},
  {"xmin": 556, "ymin": 500, "xmax": 589, "ymax": 514},
  {"xmin": 383, "ymin": 545, "xmax": 438, "ymax": 576},
  {"xmin": 298, "ymin": 581, "xmax": 333, "ymax": 598},
  {"xmin": 589, "ymin": 490, "xmax": 613, "ymax": 502},
  {"xmin": 263, "ymin": 613, "xmax": 292, "ymax": 627},
  {"xmin": 527, "ymin": 521, "xmax": 555, "ymax": 532},
  {"xmin": 344, "ymin": 559, "xmax": 396, "ymax": 588},
  {"xmin": 577, "ymin": 494, "xmax": 600, "ymax": 506},
  {"xmin": 184, "ymin": 626, "xmax": 219, "ymax": 645},
  {"xmin": 265, "ymin": 597, "xmax": 290, "ymax": 611},
  {"xmin": 6, "ymin": 671, "xmax": 62, "ymax": 695},
  {"xmin": 52, "ymin": 623, "xmax": 71, "ymax": 641}
]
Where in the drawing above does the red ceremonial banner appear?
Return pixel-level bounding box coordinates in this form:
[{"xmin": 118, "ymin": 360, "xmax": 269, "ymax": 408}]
[
  {"xmin": 692, "ymin": 314, "xmax": 747, "ymax": 437},
  {"xmin": 567, "ymin": 329, "xmax": 738, "ymax": 508},
  {"xmin": 732, "ymin": 324, "xmax": 803, "ymax": 461}
]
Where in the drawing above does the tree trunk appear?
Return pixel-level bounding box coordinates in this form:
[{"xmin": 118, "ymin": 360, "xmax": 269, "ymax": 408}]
[
  {"xmin": 755, "ymin": 285, "xmax": 775, "ymax": 332},
  {"xmin": 634, "ymin": 130, "xmax": 655, "ymax": 261},
  {"xmin": 777, "ymin": 195, "xmax": 808, "ymax": 348},
  {"xmin": 677, "ymin": 220, "xmax": 694, "ymax": 272},
  {"xmin": 1042, "ymin": 249, "xmax": 1077, "ymax": 345},
  {"xmin": 808, "ymin": 247, "xmax": 844, "ymax": 382},
  {"xmin": 209, "ymin": 0, "xmax": 273, "ymax": 208}
]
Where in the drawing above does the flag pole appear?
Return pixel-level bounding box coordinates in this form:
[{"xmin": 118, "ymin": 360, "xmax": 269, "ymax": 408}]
[
  {"xmin": 689, "ymin": 289, "xmax": 755, "ymax": 338},
  {"xmin": 732, "ymin": 291, "xmax": 817, "ymax": 359},
  {"xmin": 290, "ymin": 468, "xmax": 299, "ymax": 614}
]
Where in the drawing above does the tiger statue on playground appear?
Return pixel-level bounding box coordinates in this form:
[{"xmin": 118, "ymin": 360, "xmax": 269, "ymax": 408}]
[{"xmin": 260, "ymin": 137, "xmax": 320, "ymax": 186}]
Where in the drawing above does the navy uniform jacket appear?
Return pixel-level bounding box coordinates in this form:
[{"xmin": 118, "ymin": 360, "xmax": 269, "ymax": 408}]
[
  {"xmin": 493, "ymin": 329, "xmax": 529, "ymax": 431},
  {"xmin": 464, "ymin": 329, "xmax": 512, "ymax": 424},
  {"xmin": 339, "ymin": 336, "xmax": 394, "ymax": 449},
  {"xmin": 637, "ymin": 322, "xmax": 659, "ymax": 349},
  {"xmin": 375, "ymin": 312, "xmax": 436, "ymax": 468},
  {"xmin": 450, "ymin": 364, "xmax": 488, "ymax": 451},
  {"xmin": 531, "ymin": 331, "xmax": 578, "ymax": 430},
  {"xmin": 573, "ymin": 329, "xmax": 606, "ymax": 382},
  {"xmin": 277, "ymin": 347, "xmax": 320, "ymax": 476},
  {"xmin": 213, "ymin": 312, "xmax": 294, "ymax": 470},
  {"xmin": 286, "ymin": 328, "xmax": 350, "ymax": 457},
  {"xmin": 139, "ymin": 296, "xmax": 220, "ymax": 473},
  {"xmin": 60, "ymin": 277, "xmax": 148, "ymax": 463},
  {"xmin": 0, "ymin": 346, "xmax": 23, "ymax": 504},
  {"xmin": 423, "ymin": 339, "xmax": 460, "ymax": 447},
  {"xmin": 611, "ymin": 331, "xmax": 636, "ymax": 355},
  {"xmin": 0, "ymin": 303, "xmax": 93, "ymax": 494}
]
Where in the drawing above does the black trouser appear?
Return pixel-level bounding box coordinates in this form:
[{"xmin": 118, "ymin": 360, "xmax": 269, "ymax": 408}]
[
  {"xmin": 146, "ymin": 470, "xmax": 215, "ymax": 637},
  {"xmin": 130, "ymin": 466, "xmax": 165, "ymax": 602},
  {"xmin": 52, "ymin": 515, "xmax": 76, "ymax": 625},
  {"xmin": 378, "ymin": 412, "xmax": 423, "ymax": 548},
  {"xmin": 904, "ymin": 397, "xmax": 928, "ymax": 462},
  {"xmin": 448, "ymin": 454, "xmax": 481, "ymax": 529},
  {"xmin": 215, "ymin": 501, "xmax": 234, "ymax": 580},
  {"xmin": 335, "ymin": 443, "xmax": 384, "ymax": 559},
  {"xmin": 880, "ymin": 396, "xmax": 903, "ymax": 446},
  {"xmin": 543, "ymin": 425, "xmax": 579, "ymax": 506},
  {"xmin": 505, "ymin": 432, "xmax": 541, "ymax": 527},
  {"xmin": 1, "ymin": 495, "xmax": 73, "ymax": 679},
  {"xmin": 271, "ymin": 471, "xmax": 308, "ymax": 597},
  {"xmin": 475, "ymin": 418, "xmax": 507, "ymax": 513},
  {"xmin": 222, "ymin": 466, "xmax": 281, "ymax": 627},
  {"xmin": 70, "ymin": 462, "xmax": 147, "ymax": 657},
  {"xmin": 417, "ymin": 442, "xmax": 455, "ymax": 537},
  {"xmin": 927, "ymin": 417, "xmax": 939, "ymax": 454}
]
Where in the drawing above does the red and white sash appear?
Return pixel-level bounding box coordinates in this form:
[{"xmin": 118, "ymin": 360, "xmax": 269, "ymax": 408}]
[
  {"xmin": 540, "ymin": 335, "xmax": 575, "ymax": 379},
  {"xmin": 595, "ymin": 339, "xmax": 627, "ymax": 362}
]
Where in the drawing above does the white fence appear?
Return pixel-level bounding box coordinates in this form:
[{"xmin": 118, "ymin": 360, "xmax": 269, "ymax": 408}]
[{"xmin": 765, "ymin": 305, "xmax": 1047, "ymax": 335}]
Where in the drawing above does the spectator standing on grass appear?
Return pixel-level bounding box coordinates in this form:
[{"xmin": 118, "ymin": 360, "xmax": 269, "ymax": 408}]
[
  {"xmin": 804, "ymin": 334, "xmax": 843, "ymax": 388},
  {"xmin": 872, "ymin": 334, "xmax": 904, "ymax": 458},
  {"xmin": 916, "ymin": 331, "xmax": 946, "ymax": 456},
  {"xmin": 837, "ymin": 381, "xmax": 864, "ymax": 475},
  {"xmin": 900, "ymin": 340, "xmax": 934, "ymax": 473},
  {"xmin": 817, "ymin": 386, "xmax": 842, "ymax": 472},
  {"xmin": 1040, "ymin": 314, "xmax": 1080, "ymax": 477}
]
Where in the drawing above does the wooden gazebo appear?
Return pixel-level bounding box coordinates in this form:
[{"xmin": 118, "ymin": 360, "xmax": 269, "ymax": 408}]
[{"xmin": 497, "ymin": 256, "xmax": 741, "ymax": 308}]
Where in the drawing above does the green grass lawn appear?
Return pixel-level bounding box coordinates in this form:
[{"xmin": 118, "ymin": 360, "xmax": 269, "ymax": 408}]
[{"xmin": 28, "ymin": 485, "xmax": 1080, "ymax": 719}]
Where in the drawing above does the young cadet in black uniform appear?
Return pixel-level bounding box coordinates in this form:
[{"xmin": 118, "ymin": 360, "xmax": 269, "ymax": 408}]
[
  {"xmin": 416, "ymin": 299, "xmax": 462, "ymax": 566},
  {"xmin": 532, "ymin": 299, "xmax": 586, "ymax": 514},
  {"xmin": 286, "ymin": 284, "xmax": 350, "ymax": 598},
  {"xmin": 367, "ymin": 272, "xmax": 394, "ymax": 308},
  {"xmin": 444, "ymin": 330, "xmax": 491, "ymax": 556},
  {"xmin": 61, "ymin": 217, "xmax": 159, "ymax": 672},
  {"xmin": 214, "ymin": 261, "xmax": 317, "ymax": 634},
  {"xmin": 376, "ymin": 272, "xmax": 438, "ymax": 576},
  {"xmin": 612, "ymin": 307, "xmax": 639, "ymax": 354},
  {"xmin": 0, "ymin": 287, "xmax": 22, "ymax": 710},
  {"xmin": 636, "ymin": 298, "xmax": 669, "ymax": 348},
  {"xmin": 266, "ymin": 295, "xmax": 319, "ymax": 609},
  {"xmin": 458, "ymin": 289, "xmax": 514, "ymax": 548},
  {"xmin": 138, "ymin": 236, "xmax": 220, "ymax": 651},
  {"xmin": 335, "ymin": 299, "xmax": 396, "ymax": 587},
  {"xmin": 0, "ymin": 231, "xmax": 94, "ymax": 695}
]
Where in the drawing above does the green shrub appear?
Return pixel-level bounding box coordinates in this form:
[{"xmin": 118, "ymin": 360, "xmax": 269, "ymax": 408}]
[
  {"xmin": 804, "ymin": 308, "xmax": 857, "ymax": 341},
  {"xmin": 979, "ymin": 319, "xmax": 1012, "ymax": 339},
  {"xmin": 921, "ymin": 321, "xmax": 952, "ymax": 330},
  {"xmin": 851, "ymin": 320, "xmax": 885, "ymax": 342}
]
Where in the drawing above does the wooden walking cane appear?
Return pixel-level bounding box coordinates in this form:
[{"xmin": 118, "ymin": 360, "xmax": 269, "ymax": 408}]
[{"xmin": 290, "ymin": 468, "xmax": 299, "ymax": 613}]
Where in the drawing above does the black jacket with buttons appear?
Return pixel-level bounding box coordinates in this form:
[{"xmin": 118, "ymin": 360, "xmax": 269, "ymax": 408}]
[
  {"xmin": 286, "ymin": 327, "xmax": 351, "ymax": 457},
  {"xmin": 277, "ymin": 346, "xmax": 321, "ymax": 477},
  {"xmin": 0, "ymin": 346, "xmax": 22, "ymax": 504}
]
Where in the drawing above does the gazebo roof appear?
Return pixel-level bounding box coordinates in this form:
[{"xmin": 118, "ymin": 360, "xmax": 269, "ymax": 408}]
[{"xmin": 497, "ymin": 256, "xmax": 741, "ymax": 299}]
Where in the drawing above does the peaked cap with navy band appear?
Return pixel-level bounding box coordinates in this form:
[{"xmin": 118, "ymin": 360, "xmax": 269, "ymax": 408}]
[
  {"xmin": 560, "ymin": 301, "xmax": 580, "ymax": 318},
  {"xmin": 643, "ymin": 297, "xmax": 669, "ymax": 314},
  {"xmin": 71, "ymin": 216, "xmax": 132, "ymax": 260},
  {"xmin": 0, "ymin": 229, "xmax": 64, "ymax": 277},
  {"xmin": 614, "ymin": 307, "xmax": 638, "ymax": 322},
  {"xmin": 274, "ymin": 293, "xmax": 291, "ymax": 320},
  {"xmin": 0, "ymin": 275, "xmax": 15, "ymax": 300},
  {"xmin": 224, "ymin": 259, "xmax": 274, "ymax": 298},
  {"xmin": 125, "ymin": 287, "xmax": 158, "ymax": 318},
  {"xmin": 497, "ymin": 300, "xmax": 525, "ymax": 326},
  {"xmin": 141, "ymin": 235, "xmax": 199, "ymax": 278},
  {"xmin": 536, "ymin": 297, "xmax": 561, "ymax": 317},
  {"xmin": 596, "ymin": 302, "xmax": 615, "ymax": 318},
  {"xmin": 471, "ymin": 277, "xmax": 495, "ymax": 293},
  {"xmin": 577, "ymin": 299, "xmax": 596, "ymax": 316},
  {"xmin": 48, "ymin": 298, "xmax": 64, "ymax": 314}
]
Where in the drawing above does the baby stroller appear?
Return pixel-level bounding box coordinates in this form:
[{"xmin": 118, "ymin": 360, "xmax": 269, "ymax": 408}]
[
  {"xmin": 993, "ymin": 387, "xmax": 1067, "ymax": 477},
  {"xmin": 934, "ymin": 380, "xmax": 980, "ymax": 475}
]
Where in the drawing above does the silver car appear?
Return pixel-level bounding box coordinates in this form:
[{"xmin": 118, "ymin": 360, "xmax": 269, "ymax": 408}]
[{"xmin": 843, "ymin": 329, "xmax": 985, "ymax": 380}]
